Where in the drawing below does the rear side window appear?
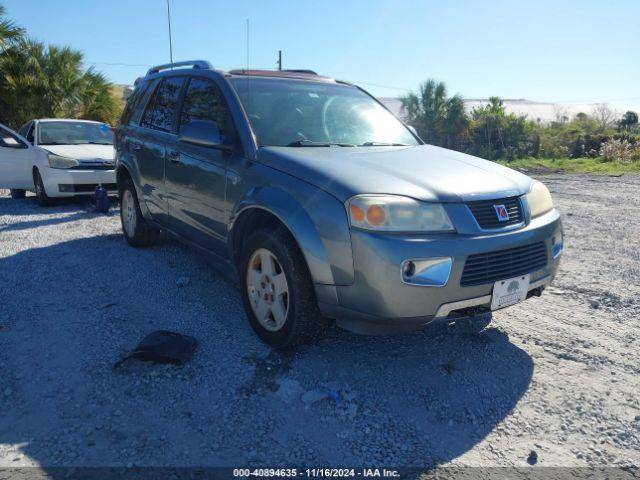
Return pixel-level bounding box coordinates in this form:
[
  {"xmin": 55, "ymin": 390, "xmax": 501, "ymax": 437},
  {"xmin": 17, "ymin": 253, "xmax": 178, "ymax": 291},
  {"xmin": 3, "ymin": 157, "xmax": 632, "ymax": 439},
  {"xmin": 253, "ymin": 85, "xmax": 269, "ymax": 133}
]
[
  {"xmin": 120, "ymin": 81, "xmax": 153, "ymax": 126},
  {"xmin": 179, "ymin": 77, "xmax": 229, "ymax": 132},
  {"xmin": 141, "ymin": 77, "xmax": 185, "ymax": 132}
]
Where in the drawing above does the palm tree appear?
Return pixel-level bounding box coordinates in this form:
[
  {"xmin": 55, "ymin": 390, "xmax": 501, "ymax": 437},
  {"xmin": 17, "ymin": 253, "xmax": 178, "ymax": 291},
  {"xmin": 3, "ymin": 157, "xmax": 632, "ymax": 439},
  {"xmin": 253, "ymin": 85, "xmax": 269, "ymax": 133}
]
[
  {"xmin": 1, "ymin": 3, "xmax": 120, "ymax": 127},
  {"xmin": 470, "ymin": 96, "xmax": 507, "ymax": 153},
  {"xmin": 401, "ymin": 79, "xmax": 468, "ymax": 149},
  {"xmin": 0, "ymin": 4, "xmax": 24, "ymax": 51},
  {"xmin": 0, "ymin": 38, "xmax": 119, "ymax": 128}
]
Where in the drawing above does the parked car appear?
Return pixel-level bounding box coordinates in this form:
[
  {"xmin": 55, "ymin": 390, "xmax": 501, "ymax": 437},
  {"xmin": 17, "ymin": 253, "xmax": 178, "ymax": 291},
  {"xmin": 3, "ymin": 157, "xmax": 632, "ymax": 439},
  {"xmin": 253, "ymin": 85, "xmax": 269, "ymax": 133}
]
[
  {"xmin": 116, "ymin": 60, "xmax": 563, "ymax": 348},
  {"xmin": 0, "ymin": 119, "xmax": 116, "ymax": 205}
]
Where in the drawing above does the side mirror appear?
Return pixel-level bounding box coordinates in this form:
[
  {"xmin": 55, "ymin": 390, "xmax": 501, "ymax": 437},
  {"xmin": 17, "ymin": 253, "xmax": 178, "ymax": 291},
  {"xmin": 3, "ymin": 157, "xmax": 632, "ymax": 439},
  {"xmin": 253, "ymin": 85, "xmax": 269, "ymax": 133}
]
[
  {"xmin": 178, "ymin": 120, "xmax": 230, "ymax": 150},
  {"xmin": 0, "ymin": 136, "xmax": 28, "ymax": 149}
]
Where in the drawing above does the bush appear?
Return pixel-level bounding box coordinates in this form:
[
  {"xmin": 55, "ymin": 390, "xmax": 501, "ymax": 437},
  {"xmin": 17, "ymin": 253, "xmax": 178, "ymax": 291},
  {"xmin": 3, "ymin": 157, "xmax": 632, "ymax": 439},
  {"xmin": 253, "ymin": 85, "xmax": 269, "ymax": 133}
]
[{"xmin": 599, "ymin": 139, "xmax": 638, "ymax": 163}]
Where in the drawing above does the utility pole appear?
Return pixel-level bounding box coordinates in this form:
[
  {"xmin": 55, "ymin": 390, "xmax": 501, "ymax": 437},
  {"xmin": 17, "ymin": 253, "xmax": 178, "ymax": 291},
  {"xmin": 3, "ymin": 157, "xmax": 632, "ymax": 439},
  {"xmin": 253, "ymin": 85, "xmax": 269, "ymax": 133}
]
[
  {"xmin": 246, "ymin": 19, "xmax": 250, "ymax": 71},
  {"xmin": 277, "ymin": 50, "xmax": 282, "ymax": 71},
  {"xmin": 167, "ymin": 0, "xmax": 173, "ymax": 64}
]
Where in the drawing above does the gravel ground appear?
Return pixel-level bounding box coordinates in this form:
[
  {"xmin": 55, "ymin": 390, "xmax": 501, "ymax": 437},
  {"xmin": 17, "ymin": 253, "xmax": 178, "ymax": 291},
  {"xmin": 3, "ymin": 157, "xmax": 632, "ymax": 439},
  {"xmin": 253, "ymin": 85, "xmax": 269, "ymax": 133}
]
[{"xmin": 0, "ymin": 175, "xmax": 639, "ymax": 471}]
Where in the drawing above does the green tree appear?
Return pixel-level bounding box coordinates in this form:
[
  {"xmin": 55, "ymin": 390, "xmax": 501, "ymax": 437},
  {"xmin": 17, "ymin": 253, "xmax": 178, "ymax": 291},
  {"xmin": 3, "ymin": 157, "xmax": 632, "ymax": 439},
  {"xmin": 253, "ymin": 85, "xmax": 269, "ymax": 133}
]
[
  {"xmin": 0, "ymin": 4, "xmax": 120, "ymax": 128},
  {"xmin": 468, "ymin": 97, "xmax": 507, "ymax": 158},
  {"xmin": 0, "ymin": 39, "xmax": 120, "ymax": 128},
  {"xmin": 468, "ymin": 97, "xmax": 540, "ymax": 160},
  {"xmin": 0, "ymin": 3, "xmax": 24, "ymax": 51},
  {"xmin": 401, "ymin": 79, "xmax": 468, "ymax": 150},
  {"xmin": 618, "ymin": 111, "xmax": 639, "ymax": 131}
]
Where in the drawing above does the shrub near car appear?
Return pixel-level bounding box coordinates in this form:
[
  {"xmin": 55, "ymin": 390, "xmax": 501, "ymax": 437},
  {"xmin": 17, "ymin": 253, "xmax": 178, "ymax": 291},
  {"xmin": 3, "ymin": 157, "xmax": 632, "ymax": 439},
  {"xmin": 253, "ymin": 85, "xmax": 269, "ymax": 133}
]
[
  {"xmin": 0, "ymin": 119, "xmax": 116, "ymax": 205},
  {"xmin": 116, "ymin": 60, "xmax": 563, "ymax": 348}
]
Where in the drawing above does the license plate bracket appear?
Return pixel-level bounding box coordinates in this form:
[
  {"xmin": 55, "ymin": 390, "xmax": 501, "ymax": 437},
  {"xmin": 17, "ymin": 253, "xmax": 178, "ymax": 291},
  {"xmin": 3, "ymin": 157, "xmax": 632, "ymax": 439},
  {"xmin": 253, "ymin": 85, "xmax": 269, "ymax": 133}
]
[{"xmin": 491, "ymin": 274, "xmax": 530, "ymax": 310}]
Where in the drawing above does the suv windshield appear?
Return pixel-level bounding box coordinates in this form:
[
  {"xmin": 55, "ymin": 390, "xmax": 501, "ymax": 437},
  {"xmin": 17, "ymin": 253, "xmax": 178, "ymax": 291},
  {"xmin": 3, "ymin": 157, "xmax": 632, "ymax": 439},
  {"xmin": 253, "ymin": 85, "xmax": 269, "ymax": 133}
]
[
  {"xmin": 229, "ymin": 77, "xmax": 419, "ymax": 147},
  {"xmin": 38, "ymin": 121, "xmax": 114, "ymax": 146}
]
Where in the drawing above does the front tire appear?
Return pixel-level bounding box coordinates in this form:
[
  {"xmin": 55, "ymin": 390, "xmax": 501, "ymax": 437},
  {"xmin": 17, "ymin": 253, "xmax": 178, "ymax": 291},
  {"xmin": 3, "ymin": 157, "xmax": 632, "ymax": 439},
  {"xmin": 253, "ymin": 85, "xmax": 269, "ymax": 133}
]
[
  {"xmin": 119, "ymin": 178, "xmax": 159, "ymax": 247},
  {"xmin": 33, "ymin": 170, "xmax": 54, "ymax": 207},
  {"xmin": 10, "ymin": 189, "xmax": 26, "ymax": 199},
  {"xmin": 239, "ymin": 227, "xmax": 328, "ymax": 349}
]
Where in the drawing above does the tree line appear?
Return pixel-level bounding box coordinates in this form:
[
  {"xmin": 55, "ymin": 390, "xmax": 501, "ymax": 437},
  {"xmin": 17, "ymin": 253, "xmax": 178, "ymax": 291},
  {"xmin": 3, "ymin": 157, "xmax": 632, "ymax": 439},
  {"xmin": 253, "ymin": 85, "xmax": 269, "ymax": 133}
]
[
  {"xmin": 402, "ymin": 80, "xmax": 640, "ymax": 163},
  {"xmin": 2, "ymin": 4, "xmax": 638, "ymax": 163},
  {"xmin": 0, "ymin": 4, "xmax": 119, "ymax": 130}
]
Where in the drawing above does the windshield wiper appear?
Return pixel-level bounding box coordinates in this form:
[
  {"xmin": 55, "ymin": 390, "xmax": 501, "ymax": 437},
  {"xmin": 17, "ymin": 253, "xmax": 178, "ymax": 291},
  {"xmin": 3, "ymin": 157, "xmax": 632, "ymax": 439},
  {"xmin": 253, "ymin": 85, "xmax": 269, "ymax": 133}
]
[
  {"xmin": 87, "ymin": 141, "xmax": 113, "ymax": 145},
  {"xmin": 360, "ymin": 141, "xmax": 410, "ymax": 146},
  {"xmin": 286, "ymin": 139, "xmax": 355, "ymax": 147}
]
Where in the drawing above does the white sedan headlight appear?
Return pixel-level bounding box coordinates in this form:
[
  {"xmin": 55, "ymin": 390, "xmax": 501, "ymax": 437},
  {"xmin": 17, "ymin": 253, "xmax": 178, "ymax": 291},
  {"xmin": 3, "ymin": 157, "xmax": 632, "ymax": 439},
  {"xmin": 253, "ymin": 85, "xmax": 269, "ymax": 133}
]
[
  {"xmin": 47, "ymin": 153, "xmax": 79, "ymax": 169},
  {"xmin": 347, "ymin": 195, "xmax": 455, "ymax": 232},
  {"xmin": 525, "ymin": 181, "xmax": 554, "ymax": 218}
]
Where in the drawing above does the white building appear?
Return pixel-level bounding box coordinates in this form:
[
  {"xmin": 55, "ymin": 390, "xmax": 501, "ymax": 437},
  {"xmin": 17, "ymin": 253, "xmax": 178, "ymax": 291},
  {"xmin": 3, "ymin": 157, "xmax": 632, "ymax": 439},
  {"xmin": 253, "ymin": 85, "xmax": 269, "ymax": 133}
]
[{"xmin": 379, "ymin": 97, "xmax": 633, "ymax": 124}]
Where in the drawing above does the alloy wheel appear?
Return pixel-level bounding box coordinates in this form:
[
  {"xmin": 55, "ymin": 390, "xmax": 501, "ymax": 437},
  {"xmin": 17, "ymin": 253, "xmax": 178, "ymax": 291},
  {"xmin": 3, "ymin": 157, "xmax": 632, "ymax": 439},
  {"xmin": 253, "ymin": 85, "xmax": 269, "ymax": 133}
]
[
  {"xmin": 121, "ymin": 189, "xmax": 137, "ymax": 238},
  {"xmin": 246, "ymin": 248, "xmax": 290, "ymax": 331}
]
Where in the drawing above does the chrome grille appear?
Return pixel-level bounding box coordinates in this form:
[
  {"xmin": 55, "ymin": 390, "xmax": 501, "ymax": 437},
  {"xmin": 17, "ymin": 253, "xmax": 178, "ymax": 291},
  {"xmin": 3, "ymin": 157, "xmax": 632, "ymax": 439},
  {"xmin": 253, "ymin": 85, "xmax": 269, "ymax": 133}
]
[
  {"xmin": 461, "ymin": 242, "xmax": 548, "ymax": 286},
  {"xmin": 467, "ymin": 196, "xmax": 523, "ymax": 229}
]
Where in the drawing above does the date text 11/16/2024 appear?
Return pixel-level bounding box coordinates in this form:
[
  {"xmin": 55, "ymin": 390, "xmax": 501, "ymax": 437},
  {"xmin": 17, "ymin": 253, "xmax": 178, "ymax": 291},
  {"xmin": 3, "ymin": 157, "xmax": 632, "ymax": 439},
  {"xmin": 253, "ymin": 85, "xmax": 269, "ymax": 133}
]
[{"xmin": 233, "ymin": 468, "xmax": 401, "ymax": 478}]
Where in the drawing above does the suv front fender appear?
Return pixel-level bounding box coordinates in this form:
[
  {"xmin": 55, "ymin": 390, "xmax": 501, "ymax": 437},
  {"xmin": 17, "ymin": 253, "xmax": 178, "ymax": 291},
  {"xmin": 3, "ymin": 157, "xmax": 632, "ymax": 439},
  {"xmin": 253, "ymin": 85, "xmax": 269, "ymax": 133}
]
[{"xmin": 229, "ymin": 184, "xmax": 354, "ymax": 287}]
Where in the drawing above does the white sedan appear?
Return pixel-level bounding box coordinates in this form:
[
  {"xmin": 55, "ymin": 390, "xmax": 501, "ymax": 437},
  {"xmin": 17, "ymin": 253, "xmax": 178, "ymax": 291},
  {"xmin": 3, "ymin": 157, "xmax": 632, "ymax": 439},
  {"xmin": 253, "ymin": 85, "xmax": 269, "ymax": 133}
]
[{"xmin": 0, "ymin": 119, "xmax": 116, "ymax": 206}]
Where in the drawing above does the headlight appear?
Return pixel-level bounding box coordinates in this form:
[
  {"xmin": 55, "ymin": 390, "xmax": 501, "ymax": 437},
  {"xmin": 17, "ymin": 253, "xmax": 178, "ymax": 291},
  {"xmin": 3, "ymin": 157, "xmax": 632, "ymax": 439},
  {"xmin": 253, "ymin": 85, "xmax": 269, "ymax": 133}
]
[
  {"xmin": 525, "ymin": 181, "xmax": 554, "ymax": 218},
  {"xmin": 347, "ymin": 195, "xmax": 455, "ymax": 232},
  {"xmin": 47, "ymin": 154, "xmax": 79, "ymax": 169}
]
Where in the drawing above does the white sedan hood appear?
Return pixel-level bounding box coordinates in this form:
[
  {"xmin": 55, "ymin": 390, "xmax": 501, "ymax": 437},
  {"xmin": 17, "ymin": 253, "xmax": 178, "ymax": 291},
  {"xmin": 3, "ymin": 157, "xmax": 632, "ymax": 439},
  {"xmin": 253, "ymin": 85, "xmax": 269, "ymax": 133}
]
[{"xmin": 41, "ymin": 144, "xmax": 114, "ymax": 161}]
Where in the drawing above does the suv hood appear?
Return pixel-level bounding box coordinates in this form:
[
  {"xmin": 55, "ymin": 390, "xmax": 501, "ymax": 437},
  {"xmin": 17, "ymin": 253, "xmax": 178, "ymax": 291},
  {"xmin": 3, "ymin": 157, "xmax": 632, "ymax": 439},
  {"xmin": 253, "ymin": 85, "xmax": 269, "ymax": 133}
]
[
  {"xmin": 258, "ymin": 145, "xmax": 533, "ymax": 203},
  {"xmin": 39, "ymin": 144, "xmax": 114, "ymax": 161}
]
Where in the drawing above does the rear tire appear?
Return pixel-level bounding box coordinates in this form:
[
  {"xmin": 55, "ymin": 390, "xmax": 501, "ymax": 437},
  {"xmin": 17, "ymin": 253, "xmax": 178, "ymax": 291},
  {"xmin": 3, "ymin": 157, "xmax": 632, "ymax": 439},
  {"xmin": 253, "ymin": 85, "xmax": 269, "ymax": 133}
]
[
  {"xmin": 239, "ymin": 227, "xmax": 328, "ymax": 349},
  {"xmin": 33, "ymin": 170, "xmax": 54, "ymax": 207},
  {"xmin": 119, "ymin": 178, "xmax": 159, "ymax": 247},
  {"xmin": 10, "ymin": 189, "xmax": 26, "ymax": 199}
]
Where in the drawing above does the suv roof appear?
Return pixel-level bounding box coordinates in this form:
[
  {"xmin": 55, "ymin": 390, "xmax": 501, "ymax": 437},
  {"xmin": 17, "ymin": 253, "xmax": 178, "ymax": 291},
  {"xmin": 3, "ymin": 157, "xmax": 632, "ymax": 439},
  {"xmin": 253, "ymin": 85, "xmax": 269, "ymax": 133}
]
[
  {"xmin": 227, "ymin": 69, "xmax": 335, "ymax": 83},
  {"xmin": 140, "ymin": 60, "xmax": 337, "ymax": 84}
]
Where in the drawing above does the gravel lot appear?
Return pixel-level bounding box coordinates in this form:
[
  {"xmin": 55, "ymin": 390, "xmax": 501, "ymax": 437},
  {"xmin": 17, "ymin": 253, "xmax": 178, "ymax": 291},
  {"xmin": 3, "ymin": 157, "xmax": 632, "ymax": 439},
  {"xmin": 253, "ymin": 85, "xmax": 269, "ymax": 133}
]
[{"xmin": 0, "ymin": 175, "xmax": 639, "ymax": 471}]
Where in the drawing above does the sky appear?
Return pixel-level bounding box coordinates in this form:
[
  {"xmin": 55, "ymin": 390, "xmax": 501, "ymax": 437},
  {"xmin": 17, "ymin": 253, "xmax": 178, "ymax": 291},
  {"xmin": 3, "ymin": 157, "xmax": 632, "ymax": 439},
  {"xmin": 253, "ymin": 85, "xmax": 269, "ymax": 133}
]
[{"xmin": 3, "ymin": 0, "xmax": 639, "ymax": 108}]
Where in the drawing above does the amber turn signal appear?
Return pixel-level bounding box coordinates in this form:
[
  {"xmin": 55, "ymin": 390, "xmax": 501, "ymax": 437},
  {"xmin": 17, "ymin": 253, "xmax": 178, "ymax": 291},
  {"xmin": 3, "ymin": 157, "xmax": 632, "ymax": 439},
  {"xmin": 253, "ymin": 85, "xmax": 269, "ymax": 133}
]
[
  {"xmin": 350, "ymin": 204, "xmax": 365, "ymax": 223},
  {"xmin": 366, "ymin": 205, "xmax": 386, "ymax": 226}
]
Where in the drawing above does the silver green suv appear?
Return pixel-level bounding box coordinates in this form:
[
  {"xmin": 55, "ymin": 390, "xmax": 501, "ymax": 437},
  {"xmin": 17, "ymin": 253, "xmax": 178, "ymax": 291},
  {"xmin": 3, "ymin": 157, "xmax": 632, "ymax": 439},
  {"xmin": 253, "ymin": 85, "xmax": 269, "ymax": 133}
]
[{"xmin": 116, "ymin": 60, "xmax": 563, "ymax": 348}]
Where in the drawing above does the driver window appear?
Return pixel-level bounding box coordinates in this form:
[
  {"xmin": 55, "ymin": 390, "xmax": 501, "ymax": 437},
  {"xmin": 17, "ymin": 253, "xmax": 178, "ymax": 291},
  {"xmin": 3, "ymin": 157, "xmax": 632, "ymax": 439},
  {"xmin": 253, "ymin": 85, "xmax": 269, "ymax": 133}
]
[{"xmin": 179, "ymin": 77, "xmax": 236, "ymax": 143}]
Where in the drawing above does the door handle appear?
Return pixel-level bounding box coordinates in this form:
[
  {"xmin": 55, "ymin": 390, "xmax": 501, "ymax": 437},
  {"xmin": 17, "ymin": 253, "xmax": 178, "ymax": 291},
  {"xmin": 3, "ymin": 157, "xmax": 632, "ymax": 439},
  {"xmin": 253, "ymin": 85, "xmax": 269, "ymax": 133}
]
[
  {"xmin": 131, "ymin": 140, "xmax": 142, "ymax": 151},
  {"xmin": 168, "ymin": 150, "xmax": 181, "ymax": 164}
]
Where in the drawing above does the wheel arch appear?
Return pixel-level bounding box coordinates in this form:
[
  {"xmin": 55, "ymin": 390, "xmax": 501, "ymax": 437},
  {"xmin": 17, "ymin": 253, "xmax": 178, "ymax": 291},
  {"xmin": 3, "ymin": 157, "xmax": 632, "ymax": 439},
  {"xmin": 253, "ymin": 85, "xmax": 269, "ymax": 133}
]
[
  {"xmin": 115, "ymin": 162, "xmax": 152, "ymax": 219},
  {"xmin": 116, "ymin": 164, "xmax": 132, "ymax": 187},
  {"xmin": 229, "ymin": 191, "xmax": 339, "ymax": 287}
]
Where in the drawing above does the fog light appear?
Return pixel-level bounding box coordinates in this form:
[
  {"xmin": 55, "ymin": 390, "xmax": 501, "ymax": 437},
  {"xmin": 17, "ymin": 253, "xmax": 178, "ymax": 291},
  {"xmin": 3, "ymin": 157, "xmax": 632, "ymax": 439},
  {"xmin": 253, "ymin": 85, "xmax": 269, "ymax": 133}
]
[
  {"xmin": 403, "ymin": 261, "xmax": 416, "ymax": 278},
  {"xmin": 58, "ymin": 184, "xmax": 74, "ymax": 193},
  {"xmin": 552, "ymin": 231, "xmax": 563, "ymax": 258},
  {"xmin": 401, "ymin": 257, "xmax": 452, "ymax": 287}
]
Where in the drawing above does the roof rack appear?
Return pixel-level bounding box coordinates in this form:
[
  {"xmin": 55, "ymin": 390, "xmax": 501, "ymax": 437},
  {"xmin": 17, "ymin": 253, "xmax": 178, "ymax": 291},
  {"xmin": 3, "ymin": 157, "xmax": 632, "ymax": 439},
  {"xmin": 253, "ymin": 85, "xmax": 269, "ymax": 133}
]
[
  {"xmin": 227, "ymin": 69, "xmax": 334, "ymax": 82},
  {"xmin": 282, "ymin": 69, "xmax": 318, "ymax": 75},
  {"xmin": 146, "ymin": 60, "xmax": 212, "ymax": 76}
]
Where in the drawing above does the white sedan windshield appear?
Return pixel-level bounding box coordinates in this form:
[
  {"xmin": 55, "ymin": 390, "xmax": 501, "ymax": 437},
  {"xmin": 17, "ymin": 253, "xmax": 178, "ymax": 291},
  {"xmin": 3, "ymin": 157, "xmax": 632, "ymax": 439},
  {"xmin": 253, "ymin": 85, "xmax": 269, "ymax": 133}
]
[{"xmin": 38, "ymin": 121, "xmax": 114, "ymax": 146}]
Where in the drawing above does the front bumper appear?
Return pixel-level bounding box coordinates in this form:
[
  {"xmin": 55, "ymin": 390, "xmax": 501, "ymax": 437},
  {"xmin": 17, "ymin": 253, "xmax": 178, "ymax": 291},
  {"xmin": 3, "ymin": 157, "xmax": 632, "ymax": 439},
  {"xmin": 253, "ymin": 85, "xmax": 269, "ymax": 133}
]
[
  {"xmin": 42, "ymin": 168, "xmax": 117, "ymax": 197},
  {"xmin": 317, "ymin": 208, "xmax": 562, "ymax": 333}
]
